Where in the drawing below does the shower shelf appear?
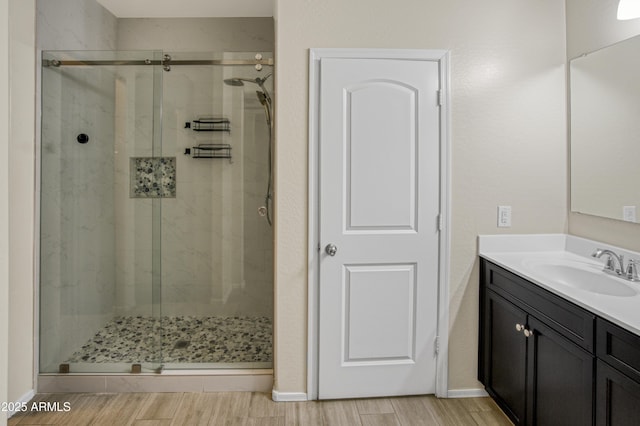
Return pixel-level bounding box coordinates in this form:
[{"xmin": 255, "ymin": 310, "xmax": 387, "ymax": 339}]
[
  {"xmin": 187, "ymin": 118, "xmax": 231, "ymax": 132},
  {"xmin": 185, "ymin": 144, "xmax": 232, "ymax": 160}
]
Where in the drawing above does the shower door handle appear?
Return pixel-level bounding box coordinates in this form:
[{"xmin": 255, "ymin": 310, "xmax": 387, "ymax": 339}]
[{"xmin": 325, "ymin": 244, "xmax": 338, "ymax": 256}]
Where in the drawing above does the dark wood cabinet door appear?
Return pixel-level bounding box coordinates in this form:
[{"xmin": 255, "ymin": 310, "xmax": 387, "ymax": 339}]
[
  {"xmin": 597, "ymin": 360, "xmax": 640, "ymax": 426},
  {"xmin": 527, "ymin": 316, "xmax": 595, "ymax": 426},
  {"xmin": 484, "ymin": 289, "xmax": 528, "ymax": 425}
]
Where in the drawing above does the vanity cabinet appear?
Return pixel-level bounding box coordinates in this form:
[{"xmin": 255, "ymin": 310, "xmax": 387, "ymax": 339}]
[
  {"xmin": 479, "ymin": 259, "xmax": 595, "ymax": 426},
  {"xmin": 481, "ymin": 289, "xmax": 527, "ymax": 423},
  {"xmin": 596, "ymin": 319, "xmax": 640, "ymax": 425}
]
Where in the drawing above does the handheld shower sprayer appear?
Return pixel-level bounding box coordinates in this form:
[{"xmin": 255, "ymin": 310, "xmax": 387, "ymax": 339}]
[{"xmin": 223, "ymin": 73, "xmax": 274, "ymax": 226}]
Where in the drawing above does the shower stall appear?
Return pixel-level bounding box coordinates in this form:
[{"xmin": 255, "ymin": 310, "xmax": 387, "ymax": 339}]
[{"xmin": 39, "ymin": 50, "xmax": 274, "ymax": 374}]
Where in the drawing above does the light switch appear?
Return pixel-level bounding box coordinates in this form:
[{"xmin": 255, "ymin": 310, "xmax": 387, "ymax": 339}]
[
  {"xmin": 498, "ymin": 206, "xmax": 512, "ymax": 228},
  {"xmin": 623, "ymin": 206, "xmax": 636, "ymax": 222}
]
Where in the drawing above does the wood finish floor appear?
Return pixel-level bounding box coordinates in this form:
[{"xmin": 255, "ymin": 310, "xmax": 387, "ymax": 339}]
[{"xmin": 8, "ymin": 392, "xmax": 513, "ymax": 426}]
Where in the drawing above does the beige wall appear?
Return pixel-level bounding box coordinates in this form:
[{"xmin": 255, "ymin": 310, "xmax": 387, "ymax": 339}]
[
  {"xmin": 567, "ymin": 0, "xmax": 640, "ymax": 251},
  {"xmin": 273, "ymin": 0, "xmax": 568, "ymax": 393},
  {"xmin": 1, "ymin": 0, "xmax": 10, "ymax": 421},
  {"xmin": 7, "ymin": 0, "xmax": 35, "ymax": 407}
]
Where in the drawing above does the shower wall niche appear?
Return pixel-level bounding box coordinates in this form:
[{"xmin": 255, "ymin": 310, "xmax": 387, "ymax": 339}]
[{"xmin": 39, "ymin": 48, "xmax": 274, "ymax": 373}]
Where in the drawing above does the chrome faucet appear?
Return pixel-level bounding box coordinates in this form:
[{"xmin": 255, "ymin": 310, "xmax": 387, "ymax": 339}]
[
  {"xmin": 592, "ymin": 248, "xmax": 640, "ymax": 281},
  {"xmin": 592, "ymin": 248, "xmax": 625, "ymax": 275}
]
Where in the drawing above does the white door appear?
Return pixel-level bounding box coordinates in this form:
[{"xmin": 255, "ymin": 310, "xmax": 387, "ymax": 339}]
[{"xmin": 318, "ymin": 57, "xmax": 442, "ymax": 399}]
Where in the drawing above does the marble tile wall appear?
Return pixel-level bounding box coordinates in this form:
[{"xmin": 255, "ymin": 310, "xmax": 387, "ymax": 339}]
[
  {"xmin": 132, "ymin": 63, "xmax": 273, "ymax": 319},
  {"xmin": 39, "ymin": 65, "xmax": 120, "ymax": 371},
  {"xmin": 116, "ymin": 20, "xmax": 275, "ymax": 320},
  {"xmin": 37, "ymin": 0, "xmax": 117, "ymax": 51},
  {"xmin": 111, "ymin": 62, "xmax": 274, "ymax": 319},
  {"xmin": 113, "ymin": 67, "xmax": 158, "ymax": 317}
]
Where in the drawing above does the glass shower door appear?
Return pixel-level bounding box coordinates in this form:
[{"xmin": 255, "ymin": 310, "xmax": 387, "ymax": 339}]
[
  {"xmin": 158, "ymin": 52, "xmax": 274, "ymax": 370},
  {"xmin": 39, "ymin": 50, "xmax": 275, "ymax": 373},
  {"xmin": 39, "ymin": 50, "xmax": 164, "ymax": 374}
]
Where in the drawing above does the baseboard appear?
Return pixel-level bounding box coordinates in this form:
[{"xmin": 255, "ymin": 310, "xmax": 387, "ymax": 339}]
[
  {"xmin": 446, "ymin": 388, "xmax": 489, "ymax": 398},
  {"xmin": 7, "ymin": 389, "xmax": 36, "ymax": 418},
  {"xmin": 271, "ymin": 390, "xmax": 308, "ymax": 402}
]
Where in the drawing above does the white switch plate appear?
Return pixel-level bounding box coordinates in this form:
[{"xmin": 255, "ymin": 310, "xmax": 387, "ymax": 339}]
[
  {"xmin": 498, "ymin": 206, "xmax": 512, "ymax": 228},
  {"xmin": 623, "ymin": 206, "xmax": 637, "ymax": 222}
]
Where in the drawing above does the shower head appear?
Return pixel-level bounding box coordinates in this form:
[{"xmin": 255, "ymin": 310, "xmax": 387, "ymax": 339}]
[
  {"xmin": 223, "ymin": 73, "xmax": 272, "ymax": 88},
  {"xmin": 225, "ymin": 74, "xmax": 273, "ymax": 114}
]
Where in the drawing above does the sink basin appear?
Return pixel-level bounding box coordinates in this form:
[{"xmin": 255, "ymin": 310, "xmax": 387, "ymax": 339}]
[{"xmin": 523, "ymin": 259, "xmax": 638, "ymax": 297}]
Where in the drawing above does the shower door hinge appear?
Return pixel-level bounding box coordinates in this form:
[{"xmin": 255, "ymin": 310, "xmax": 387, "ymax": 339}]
[
  {"xmin": 437, "ymin": 90, "xmax": 442, "ymax": 107},
  {"xmin": 435, "ymin": 336, "xmax": 440, "ymax": 355},
  {"xmin": 437, "ymin": 214, "xmax": 444, "ymax": 232}
]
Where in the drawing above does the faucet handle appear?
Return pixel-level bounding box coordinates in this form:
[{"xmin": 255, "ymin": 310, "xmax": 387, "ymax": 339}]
[
  {"xmin": 603, "ymin": 255, "xmax": 616, "ymax": 272},
  {"xmin": 626, "ymin": 259, "xmax": 640, "ymax": 281}
]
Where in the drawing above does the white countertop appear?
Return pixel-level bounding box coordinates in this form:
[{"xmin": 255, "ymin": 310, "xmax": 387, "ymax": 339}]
[{"xmin": 479, "ymin": 234, "xmax": 640, "ymax": 336}]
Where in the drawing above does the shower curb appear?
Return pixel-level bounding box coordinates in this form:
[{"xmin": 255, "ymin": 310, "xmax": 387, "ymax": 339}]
[{"xmin": 37, "ymin": 370, "xmax": 273, "ymax": 393}]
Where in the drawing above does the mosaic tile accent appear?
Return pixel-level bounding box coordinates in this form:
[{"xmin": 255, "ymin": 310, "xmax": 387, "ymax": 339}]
[
  {"xmin": 65, "ymin": 316, "xmax": 272, "ymax": 364},
  {"xmin": 130, "ymin": 157, "xmax": 176, "ymax": 198}
]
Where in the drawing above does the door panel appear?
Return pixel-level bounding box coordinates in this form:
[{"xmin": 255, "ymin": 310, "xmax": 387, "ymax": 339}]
[
  {"xmin": 344, "ymin": 263, "xmax": 416, "ymax": 362},
  {"xmin": 318, "ymin": 57, "xmax": 441, "ymax": 399},
  {"xmin": 346, "ymin": 81, "xmax": 417, "ymax": 231}
]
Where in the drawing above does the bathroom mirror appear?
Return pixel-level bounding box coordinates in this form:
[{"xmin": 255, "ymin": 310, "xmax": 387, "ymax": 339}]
[{"xmin": 570, "ymin": 34, "xmax": 640, "ymax": 222}]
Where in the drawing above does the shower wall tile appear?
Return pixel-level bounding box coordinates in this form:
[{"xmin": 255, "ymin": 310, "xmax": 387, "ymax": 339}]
[
  {"xmin": 112, "ymin": 65, "xmax": 160, "ymax": 316},
  {"xmin": 37, "ymin": 0, "xmax": 117, "ymax": 51},
  {"xmin": 37, "ymin": 0, "xmax": 120, "ymax": 371},
  {"xmin": 113, "ymin": 19, "xmax": 274, "ymax": 320},
  {"xmin": 152, "ymin": 69, "xmax": 270, "ymax": 315},
  {"xmin": 39, "ymin": 66, "xmax": 118, "ymax": 370},
  {"xmin": 116, "ymin": 18, "xmax": 274, "ymax": 52}
]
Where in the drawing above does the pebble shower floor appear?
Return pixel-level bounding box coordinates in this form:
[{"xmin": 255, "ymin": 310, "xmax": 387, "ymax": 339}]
[{"xmin": 65, "ymin": 316, "xmax": 272, "ymax": 364}]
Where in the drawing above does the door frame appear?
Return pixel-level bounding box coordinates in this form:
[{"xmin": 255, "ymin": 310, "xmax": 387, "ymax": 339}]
[{"xmin": 307, "ymin": 48, "xmax": 451, "ymax": 400}]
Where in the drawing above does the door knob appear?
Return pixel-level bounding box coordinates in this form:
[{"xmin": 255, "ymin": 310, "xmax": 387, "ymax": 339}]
[
  {"xmin": 523, "ymin": 329, "xmax": 533, "ymax": 338},
  {"xmin": 515, "ymin": 324, "xmax": 524, "ymax": 332},
  {"xmin": 325, "ymin": 244, "xmax": 338, "ymax": 256}
]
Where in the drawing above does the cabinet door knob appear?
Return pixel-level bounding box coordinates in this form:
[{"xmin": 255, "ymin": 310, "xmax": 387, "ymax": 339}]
[
  {"xmin": 515, "ymin": 324, "xmax": 524, "ymax": 332},
  {"xmin": 523, "ymin": 329, "xmax": 533, "ymax": 338}
]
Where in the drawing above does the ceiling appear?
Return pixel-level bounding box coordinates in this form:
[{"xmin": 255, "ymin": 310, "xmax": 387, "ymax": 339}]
[{"xmin": 96, "ymin": 0, "xmax": 273, "ymax": 18}]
